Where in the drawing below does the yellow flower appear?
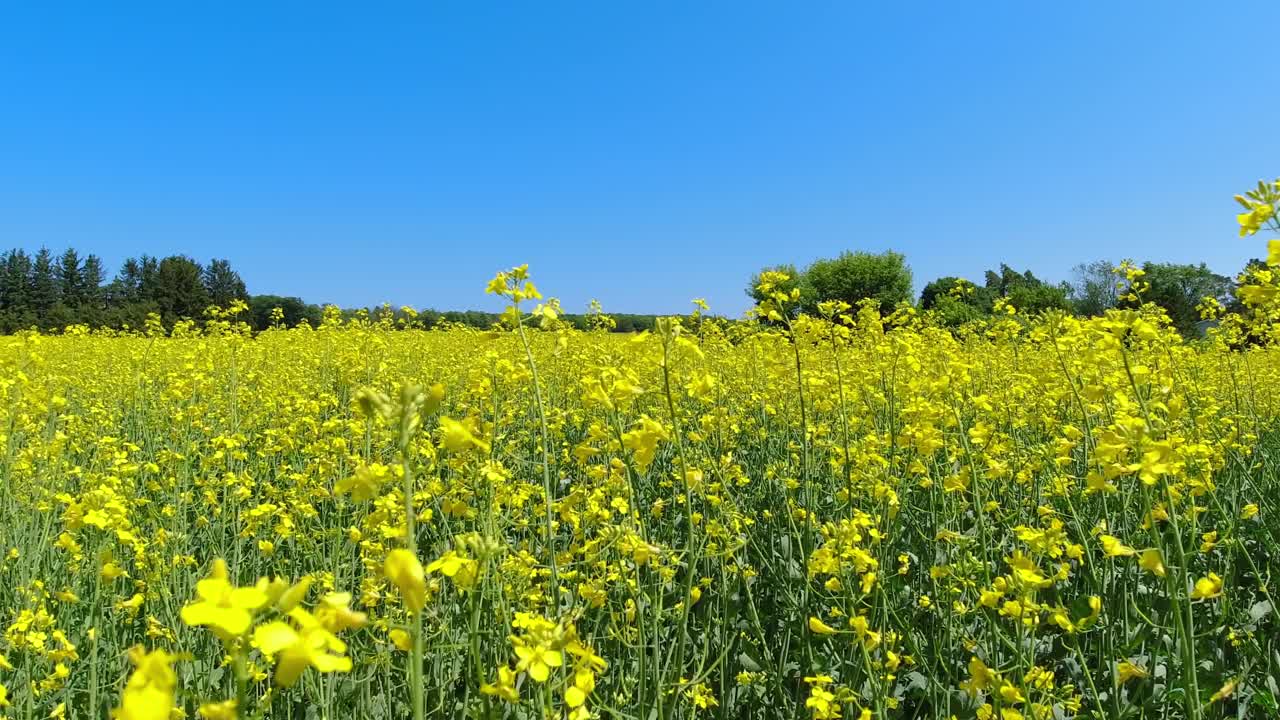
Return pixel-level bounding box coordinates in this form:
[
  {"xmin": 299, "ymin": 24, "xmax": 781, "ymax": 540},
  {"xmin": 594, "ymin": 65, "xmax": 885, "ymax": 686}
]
[
  {"xmin": 273, "ymin": 577, "xmax": 313, "ymax": 613},
  {"xmin": 804, "ymin": 684, "xmax": 840, "ymax": 719},
  {"xmin": 1239, "ymin": 202, "xmax": 1275, "ymax": 236},
  {"xmin": 437, "ymin": 416, "xmax": 491, "ymax": 454},
  {"xmin": 564, "ymin": 668, "xmax": 595, "ymax": 708},
  {"xmin": 686, "ymin": 682, "xmax": 718, "ymax": 710},
  {"xmin": 180, "ymin": 559, "xmax": 268, "ymax": 638},
  {"xmin": 197, "ymin": 700, "xmax": 238, "ymax": 720},
  {"xmin": 0, "ymin": 683, "xmax": 9, "ymax": 708},
  {"xmin": 1190, "ymin": 573, "xmax": 1223, "ymax": 600},
  {"xmin": 848, "ymin": 615, "xmax": 881, "ymax": 650},
  {"xmin": 1210, "ymin": 677, "xmax": 1239, "ymax": 703},
  {"xmin": 253, "ymin": 609, "xmax": 352, "ymax": 688},
  {"xmin": 960, "ymin": 656, "xmax": 999, "ymax": 696},
  {"xmin": 514, "ymin": 640, "xmax": 563, "ymax": 682},
  {"xmin": 101, "ymin": 562, "xmax": 129, "ymax": 582},
  {"xmin": 1240, "ymin": 503, "xmax": 1259, "ymax": 520},
  {"xmin": 1115, "ymin": 660, "xmax": 1149, "ymax": 685},
  {"xmin": 1267, "ymin": 239, "xmax": 1280, "ymax": 268},
  {"xmin": 384, "ymin": 549, "xmax": 427, "ymax": 613},
  {"xmin": 998, "ymin": 681, "xmax": 1025, "ymax": 704},
  {"xmin": 389, "ymin": 629, "xmax": 413, "ymax": 652},
  {"xmin": 808, "ymin": 616, "xmax": 838, "ymax": 635},
  {"xmin": 1127, "ymin": 446, "xmax": 1173, "ymax": 485},
  {"xmin": 315, "ymin": 592, "xmax": 367, "ymax": 632},
  {"xmin": 1139, "ymin": 549, "xmax": 1165, "ymax": 577},
  {"xmin": 565, "ymin": 682, "xmax": 586, "ymax": 708},
  {"xmin": 480, "ymin": 665, "xmax": 520, "ymax": 703},
  {"xmin": 1099, "ymin": 535, "xmax": 1136, "ymax": 557},
  {"xmin": 335, "ymin": 462, "xmax": 396, "ymax": 502},
  {"xmin": 426, "ymin": 550, "xmax": 479, "ymax": 589},
  {"xmin": 114, "ymin": 647, "xmax": 178, "ymax": 720}
]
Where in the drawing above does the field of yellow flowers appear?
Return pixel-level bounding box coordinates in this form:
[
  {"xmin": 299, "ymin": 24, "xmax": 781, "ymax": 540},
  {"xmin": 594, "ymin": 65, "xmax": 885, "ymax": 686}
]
[{"xmin": 3, "ymin": 197, "xmax": 1280, "ymax": 720}]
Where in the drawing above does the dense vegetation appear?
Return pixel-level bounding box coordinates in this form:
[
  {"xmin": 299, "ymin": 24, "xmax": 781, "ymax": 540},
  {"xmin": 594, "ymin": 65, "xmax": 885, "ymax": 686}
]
[
  {"xmin": 748, "ymin": 250, "xmax": 1239, "ymax": 337},
  {"xmin": 0, "ymin": 250, "xmax": 672, "ymax": 334},
  {"xmin": 0, "ymin": 243, "xmax": 1246, "ymax": 339},
  {"xmin": 0, "ymin": 180, "xmax": 1279, "ymax": 720}
]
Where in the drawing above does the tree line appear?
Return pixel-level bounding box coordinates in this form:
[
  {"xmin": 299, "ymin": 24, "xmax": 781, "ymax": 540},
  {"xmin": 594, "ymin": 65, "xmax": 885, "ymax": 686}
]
[
  {"xmin": 0, "ymin": 248, "xmax": 254, "ymax": 332},
  {"xmin": 749, "ymin": 250, "xmax": 1241, "ymax": 336},
  {"xmin": 0, "ymin": 246, "xmax": 669, "ymax": 333},
  {"xmin": 0, "ymin": 244, "xmax": 1244, "ymax": 336}
]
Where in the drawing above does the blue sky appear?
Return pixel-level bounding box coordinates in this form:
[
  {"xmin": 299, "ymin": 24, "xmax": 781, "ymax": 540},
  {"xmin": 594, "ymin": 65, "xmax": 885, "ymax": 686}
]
[{"xmin": 2, "ymin": 2, "xmax": 1278, "ymax": 315}]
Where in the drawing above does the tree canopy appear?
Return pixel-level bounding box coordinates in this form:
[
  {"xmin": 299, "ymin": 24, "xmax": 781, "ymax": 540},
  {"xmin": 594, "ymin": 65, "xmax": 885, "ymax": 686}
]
[
  {"xmin": 1128, "ymin": 262, "xmax": 1234, "ymax": 336},
  {"xmin": 805, "ymin": 251, "xmax": 912, "ymax": 314}
]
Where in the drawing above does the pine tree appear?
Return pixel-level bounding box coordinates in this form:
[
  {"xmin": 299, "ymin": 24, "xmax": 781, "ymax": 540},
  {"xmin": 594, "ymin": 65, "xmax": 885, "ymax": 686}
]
[
  {"xmin": 0, "ymin": 250, "xmax": 32, "ymax": 311},
  {"xmin": 153, "ymin": 255, "xmax": 209, "ymax": 321},
  {"xmin": 82, "ymin": 254, "xmax": 106, "ymax": 307},
  {"xmin": 139, "ymin": 255, "xmax": 160, "ymax": 302},
  {"xmin": 114, "ymin": 257, "xmax": 144, "ymax": 304},
  {"xmin": 30, "ymin": 248, "xmax": 59, "ymax": 315},
  {"xmin": 203, "ymin": 258, "xmax": 248, "ymax": 307},
  {"xmin": 56, "ymin": 248, "xmax": 84, "ymax": 307}
]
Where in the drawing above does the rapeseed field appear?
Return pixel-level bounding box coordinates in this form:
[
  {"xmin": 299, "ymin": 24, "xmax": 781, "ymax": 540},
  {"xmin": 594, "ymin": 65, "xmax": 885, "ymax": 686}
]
[{"xmin": 2, "ymin": 191, "xmax": 1280, "ymax": 719}]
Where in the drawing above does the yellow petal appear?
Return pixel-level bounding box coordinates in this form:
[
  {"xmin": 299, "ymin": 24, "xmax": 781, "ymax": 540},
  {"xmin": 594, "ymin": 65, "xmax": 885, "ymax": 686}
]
[{"xmin": 253, "ymin": 622, "xmax": 300, "ymax": 656}]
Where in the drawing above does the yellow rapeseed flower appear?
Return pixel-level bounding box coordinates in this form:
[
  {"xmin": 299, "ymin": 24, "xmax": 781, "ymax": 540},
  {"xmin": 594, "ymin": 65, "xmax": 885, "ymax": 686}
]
[
  {"xmin": 384, "ymin": 549, "xmax": 427, "ymax": 613},
  {"xmin": 253, "ymin": 609, "xmax": 353, "ymax": 687},
  {"xmin": 180, "ymin": 559, "xmax": 268, "ymax": 638},
  {"xmin": 114, "ymin": 647, "xmax": 178, "ymax": 720}
]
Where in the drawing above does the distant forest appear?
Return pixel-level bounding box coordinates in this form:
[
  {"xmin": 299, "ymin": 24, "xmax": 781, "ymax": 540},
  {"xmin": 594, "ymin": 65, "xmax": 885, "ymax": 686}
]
[
  {"xmin": 0, "ymin": 247, "xmax": 665, "ymax": 333},
  {"xmin": 0, "ymin": 245, "xmax": 1249, "ymax": 337}
]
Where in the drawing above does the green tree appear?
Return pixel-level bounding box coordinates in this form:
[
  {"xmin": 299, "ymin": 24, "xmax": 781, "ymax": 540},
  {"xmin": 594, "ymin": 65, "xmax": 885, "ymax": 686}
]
[
  {"xmin": 248, "ymin": 295, "xmax": 322, "ymax": 329},
  {"xmin": 152, "ymin": 255, "xmax": 209, "ymax": 322},
  {"xmin": 1132, "ymin": 262, "xmax": 1233, "ymax": 336},
  {"xmin": 804, "ymin": 250, "xmax": 912, "ymax": 314},
  {"xmin": 30, "ymin": 248, "xmax": 60, "ymax": 318},
  {"xmin": 55, "ymin": 248, "xmax": 84, "ymax": 307},
  {"xmin": 0, "ymin": 250, "xmax": 32, "ymax": 311},
  {"xmin": 1070, "ymin": 260, "xmax": 1119, "ymax": 316},
  {"xmin": 919, "ymin": 276, "xmax": 994, "ymax": 326},
  {"xmin": 983, "ymin": 263, "xmax": 1070, "ymax": 314},
  {"xmin": 745, "ymin": 263, "xmax": 810, "ymax": 309},
  {"xmin": 920, "ymin": 276, "xmax": 995, "ymax": 310},
  {"xmin": 203, "ymin": 258, "xmax": 249, "ymax": 308},
  {"xmin": 136, "ymin": 255, "xmax": 160, "ymax": 302},
  {"xmin": 81, "ymin": 254, "xmax": 106, "ymax": 308}
]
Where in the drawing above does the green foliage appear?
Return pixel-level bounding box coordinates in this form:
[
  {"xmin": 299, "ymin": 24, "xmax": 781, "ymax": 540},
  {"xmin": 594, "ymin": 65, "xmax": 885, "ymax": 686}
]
[
  {"xmin": 0, "ymin": 248, "xmax": 254, "ymax": 332},
  {"xmin": 984, "ymin": 263, "xmax": 1071, "ymax": 313},
  {"xmin": 248, "ymin": 295, "xmax": 323, "ymax": 329},
  {"xmin": 919, "ymin": 276, "xmax": 996, "ymax": 324},
  {"xmin": 1130, "ymin": 262, "xmax": 1234, "ymax": 336},
  {"xmin": 55, "ymin": 248, "xmax": 84, "ymax": 307},
  {"xmin": 204, "ymin": 258, "xmax": 249, "ymax": 308},
  {"xmin": 152, "ymin": 255, "xmax": 210, "ymax": 323},
  {"xmin": 805, "ymin": 250, "xmax": 912, "ymax": 314},
  {"xmin": 0, "ymin": 250, "xmax": 33, "ymax": 321},
  {"xmin": 0, "ymin": 244, "xmax": 696, "ymax": 334},
  {"xmin": 745, "ymin": 263, "xmax": 810, "ymax": 312},
  {"xmin": 919, "ymin": 276, "xmax": 963, "ymax": 310},
  {"xmin": 29, "ymin": 248, "xmax": 59, "ymax": 316},
  {"xmin": 1070, "ymin": 260, "xmax": 1120, "ymax": 316},
  {"xmin": 931, "ymin": 293, "xmax": 988, "ymax": 326}
]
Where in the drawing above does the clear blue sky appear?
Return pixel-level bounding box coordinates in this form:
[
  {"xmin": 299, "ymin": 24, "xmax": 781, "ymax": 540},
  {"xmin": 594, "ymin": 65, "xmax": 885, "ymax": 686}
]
[{"xmin": 2, "ymin": 2, "xmax": 1278, "ymax": 316}]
